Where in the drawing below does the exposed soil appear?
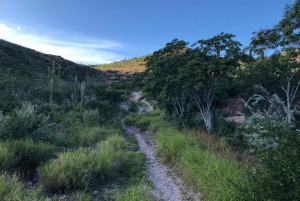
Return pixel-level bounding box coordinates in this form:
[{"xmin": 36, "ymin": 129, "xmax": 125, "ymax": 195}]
[
  {"xmin": 122, "ymin": 91, "xmax": 200, "ymax": 201},
  {"xmin": 221, "ymin": 99, "xmax": 245, "ymax": 124}
]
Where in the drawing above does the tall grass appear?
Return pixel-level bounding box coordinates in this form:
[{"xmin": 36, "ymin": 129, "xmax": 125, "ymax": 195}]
[
  {"xmin": 0, "ymin": 139, "xmax": 57, "ymax": 173},
  {"xmin": 39, "ymin": 135, "xmax": 145, "ymax": 192},
  {"xmin": 0, "ymin": 173, "xmax": 44, "ymax": 201},
  {"xmin": 125, "ymin": 111, "xmax": 253, "ymax": 201},
  {"xmin": 115, "ymin": 178, "xmax": 154, "ymax": 201}
]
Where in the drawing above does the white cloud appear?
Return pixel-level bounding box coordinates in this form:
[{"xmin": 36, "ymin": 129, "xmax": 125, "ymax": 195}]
[
  {"xmin": 0, "ymin": 24, "xmax": 14, "ymax": 38},
  {"xmin": 0, "ymin": 24, "xmax": 124, "ymax": 64}
]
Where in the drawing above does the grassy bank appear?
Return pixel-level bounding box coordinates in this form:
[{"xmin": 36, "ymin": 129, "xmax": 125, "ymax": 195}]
[{"xmin": 124, "ymin": 111, "xmax": 254, "ymax": 201}]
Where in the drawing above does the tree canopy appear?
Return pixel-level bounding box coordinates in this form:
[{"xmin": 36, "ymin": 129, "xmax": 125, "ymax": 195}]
[{"xmin": 143, "ymin": 33, "xmax": 243, "ymax": 130}]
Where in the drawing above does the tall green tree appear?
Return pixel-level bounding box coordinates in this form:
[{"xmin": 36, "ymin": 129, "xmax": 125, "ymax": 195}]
[
  {"xmin": 181, "ymin": 33, "xmax": 242, "ymax": 130},
  {"xmin": 143, "ymin": 39, "xmax": 191, "ymax": 115},
  {"xmin": 144, "ymin": 33, "xmax": 242, "ymax": 130}
]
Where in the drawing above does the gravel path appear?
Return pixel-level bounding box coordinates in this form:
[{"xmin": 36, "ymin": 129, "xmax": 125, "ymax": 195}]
[{"xmin": 122, "ymin": 91, "xmax": 200, "ymax": 201}]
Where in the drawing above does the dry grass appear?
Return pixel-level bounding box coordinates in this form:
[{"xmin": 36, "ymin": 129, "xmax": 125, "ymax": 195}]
[
  {"xmin": 188, "ymin": 129, "xmax": 256, "ymax": 167},
  {"xmin": 93, "ymin": 56, "xmax": 147, "ymax": 74}
]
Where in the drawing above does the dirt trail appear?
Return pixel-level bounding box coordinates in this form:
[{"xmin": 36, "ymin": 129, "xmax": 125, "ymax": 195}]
[{"xmin": 122, "ymin": 91, "xmax": 200, "ymax": 201}]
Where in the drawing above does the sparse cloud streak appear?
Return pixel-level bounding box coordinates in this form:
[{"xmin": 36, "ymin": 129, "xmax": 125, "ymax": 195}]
[{"xmin": 0, "ymin": 24, "xmax": 124, "ymax": 64}]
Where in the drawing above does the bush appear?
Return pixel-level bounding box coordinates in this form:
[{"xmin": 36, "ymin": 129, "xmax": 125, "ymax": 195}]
[
  {"xmin": 0, "ymin": 102, "xmax": 49, "ymax": 140},
  {"xmin": 39, "ymin": 136, "xmax": 145, "ymax": 192},
  {"xmin": 82, "ymin": 109, "xmax": 101, "ymax": 126},
  {"xmin": 0, "ymin": 142, "xmax": 16, "ymax": 172},
  {"xmin": 115, "ymin": 180, "xmax": 153, "ymax": 201},
  {"xmin": 8, "ymin": 139, "xmax": 57, "ymax": 173},
  {"xmin": 238, "ymin": 113, "xmax": 300, "ymax": 200},
  {"xmin": 128, "ymin": 101, "xmax": 139, "ymax": 113},
  {"xmin": 0, "ymin": 173, "xmax": 44, "ymax": 200},
  {"xmin": 99, "ymin": 135, "xmax": 127, "ymax": 151},
  {"xmin": 123, "ymin": 114, "xmax": 140, "ymax": 126},
  {"xmin": 70, "ymin": 126, "xmax": 118, "ymax": 147},
  {"xmin": 135, "ymin": 118, "xmax": 150, "ymax": 132}
]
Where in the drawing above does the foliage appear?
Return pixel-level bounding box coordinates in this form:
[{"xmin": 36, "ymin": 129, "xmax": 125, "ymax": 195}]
[
  {"xmin": 0, "ymin": 142, "xmax": 16, "ymax": 172},
  {"xmin": 39, "ymin": 135, "xmax": 145, "ymax": 192},
  {"xmin": 143, "ymin": 33, "xmax": 243, "ymax": 130},
  {"xmin": 0, "ymin": 173, "xmax": 44, "ymax": 201},
  {"xmin": 128, "ymin": 101, "xmax": 139, "ymax": 113},
  {"xmin": 82, "ymin": 109, "xmax": 101, "ymax": 126},
  {"xmin": 0, "ymin": 139, "xmax": 57, "ymax": 174},
  {"xmin": 115, "ymin": 179, "xmax": 154, "ymax": 201},
  {"xmin": 239, "ymin": 115, "xmax": 300, "ymax": 200}
]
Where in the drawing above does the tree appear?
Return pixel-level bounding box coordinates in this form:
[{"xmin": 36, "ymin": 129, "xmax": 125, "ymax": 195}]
[
  {"xmin": 144, "ymin": 33, "xmax": 242, "ymax": 130},
  {"xmin": 248, "ymin": 0, "xmax": 300, "ymax": 124},
  {"xmin": 179, "ymin": 33, "xmax": 242, "ymax": 130},
  {"xmin": 143, "ymin": 39, "xmax": 191, "ymax": 116}
]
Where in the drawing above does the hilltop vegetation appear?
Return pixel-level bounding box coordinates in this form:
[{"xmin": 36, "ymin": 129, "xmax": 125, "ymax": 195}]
[{"xmin": 92, "ymin": 56, "xmax": 147, "ymax": 73}]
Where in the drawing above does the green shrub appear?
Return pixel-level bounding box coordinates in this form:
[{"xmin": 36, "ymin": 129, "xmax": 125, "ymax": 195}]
[
  {"xmin": 117, "ymin": 152, "xmax": 146, "ymax": 177},
  {"xmin": 39, "ymin": 136, "xmax": 145, "ymax": 192},
  {"xmin": 0, "ymin": 173, "xmax": 44, "ymax": 200},
  {"xmin": 39, "ymin": 147, "xmax": 110, "ymax": 192},
  {"xmin": 70, "ymin": 126, "xmax": 117, "ymax": 147},
  {"xmin": 0, "ymin": 102, "xmax": 48, "ymax": 140},
  {"xmin": 116, "ymin": 181, "xmax": 153, "ymax": 201},
  {"xmin": 0, "ymin": 142, "xmax": 16, "ymax": 172},
  {"xmin": 240, "ymin": 118, "xmax": 300, "ymax": 200},
  {"xmin": 128, "ymin": 101, "xmax": 139, "ymax": 113},
  {"xmin": 82, "ymin": 109, "xmax": 101, "ymax": 126},
  {"xmin": 8, "ymin": 139, "xmax": 57, "ymax": 172},
  {"xmin": 123, "ymin": 114, "xmax": 140, "ymax": 126},
  {"xmin": 135, "ymin": 118, "xmax": 150, "ymax": 132},
  {"xmin": 99, "ymin": 135, "xmax": 127, "ymax": 151}
]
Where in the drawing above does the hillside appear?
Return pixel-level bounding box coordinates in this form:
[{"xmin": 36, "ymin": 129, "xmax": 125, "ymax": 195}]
[
  {"xmin": 0, "ymin": 39, "xmax": 106, "ymax": 83},
  {"xmin": 91, "ymin": 56, "xmax": 147, "ymax": 73},
  {"xmin": 0, "ymin": 39, "xmax": 145, "ymax": 86}
]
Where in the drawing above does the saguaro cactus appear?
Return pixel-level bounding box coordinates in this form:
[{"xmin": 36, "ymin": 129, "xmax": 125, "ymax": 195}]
[
  {"xmin": 48, "ymin": 67, "xmax": 51, "ymax": 86},
  {"xmin": 74, "ymin": 76, "xmax": 78, "ymax": 103},
  {"xmin": 71, "ymin": 93, "xmax": 74, "ymax": 105},
  {"xmin": 80, "ymin": 81, "xmax": 85, "ymax": 113},
  {"xmin": 50, "ymin": 78, "xmax": 54, "ymax": 105},
  {"xmin": 56, "ymin": 66, "xmax": 61, "ymax": 86}
]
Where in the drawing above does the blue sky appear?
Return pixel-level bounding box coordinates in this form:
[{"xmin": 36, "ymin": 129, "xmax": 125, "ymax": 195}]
[{"xmin": 0, "ymin": 0, "xmax": 294, "ymax": 64}]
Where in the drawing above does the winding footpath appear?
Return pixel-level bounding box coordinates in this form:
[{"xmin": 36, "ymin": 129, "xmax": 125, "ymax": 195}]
[{"xmin": 121, "ymin": 91, "xmax": 200, "ymax": 201}]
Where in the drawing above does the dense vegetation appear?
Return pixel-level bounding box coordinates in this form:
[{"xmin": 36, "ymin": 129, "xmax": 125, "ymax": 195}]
[
  {"xmin": 140, "ymin": 1, "xmax": 300, "ymax": 200},
  {"xmin": 1, "ymin": 1, "xmax": 300, "ymax": 200},
  {"xmin": 0, "ymin": 40, "xmax": 153, "ymax": 200}
]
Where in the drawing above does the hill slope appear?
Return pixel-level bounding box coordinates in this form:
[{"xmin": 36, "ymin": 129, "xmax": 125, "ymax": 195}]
[
  {"xmin": 92, "ymin": 56, "xmax": 147, "ymax": 73},
  {"xmin": 0, "ymin": 39, "xmax": 104, "ymax": 83}
]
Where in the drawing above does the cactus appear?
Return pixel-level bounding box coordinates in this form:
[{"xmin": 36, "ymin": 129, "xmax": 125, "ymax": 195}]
[
  {"xmin": 80, "ymin": 81, "xmax": 85, "ymax": 113},
  {"xmin": 51, "ymin": 61, "xmax": 56, "ymax": 78},
  {"xmin": 56, "ymin": 66, "xmax": 61, "ymax": 86},
  {"xmin": 71, "ymin": 93, "xmax": 74, "ymax": 105},
  {"xmin": 50, "ymin": 78, "xmax": 54, "ymax": 105},
  {"xmin": 74, "ymin": 76, "xmax": 78, "ymax": 103}
]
